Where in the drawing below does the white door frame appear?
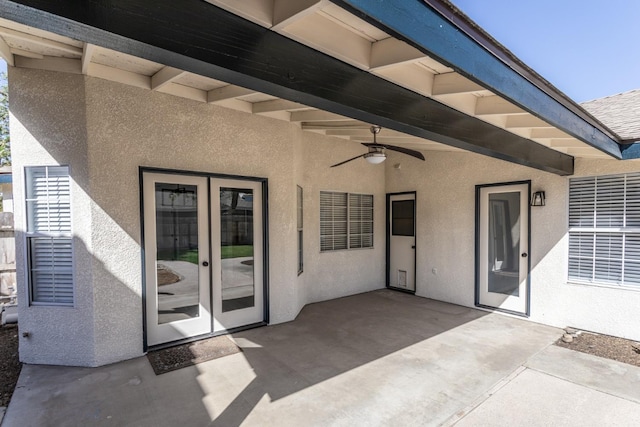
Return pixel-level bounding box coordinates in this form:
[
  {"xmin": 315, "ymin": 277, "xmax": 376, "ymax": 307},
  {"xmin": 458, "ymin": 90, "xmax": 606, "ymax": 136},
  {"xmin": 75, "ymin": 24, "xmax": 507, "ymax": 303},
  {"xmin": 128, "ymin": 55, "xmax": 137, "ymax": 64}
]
[
  {"xmin": 211, "ymin": 178, "xmax": 264, "ymax": 333},
  {"xmin": 386, "ymin": 191, "xmax": 417, "ymax": 292},
  {"xmin": 142, "ymin": 168, "xmax": 268, "ymax": 349},
  {"xmin": 475, "ymin": 181, "xmax": 531, "ymax": 316},
  {"xmin": 142, "ymin": 172, "xmax": 212, "ymax": 347}
]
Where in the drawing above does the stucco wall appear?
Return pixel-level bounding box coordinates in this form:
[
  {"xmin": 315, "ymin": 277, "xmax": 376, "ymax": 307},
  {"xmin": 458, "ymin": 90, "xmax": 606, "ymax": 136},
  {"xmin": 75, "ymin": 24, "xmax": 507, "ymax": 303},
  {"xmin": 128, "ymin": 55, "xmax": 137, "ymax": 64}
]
[
  {"xmin": 385, "ymin": 150, "xmax": 640, "ymax": 341},
  {"xmin": 15, "ymin": 65, "xmax": 640, "ymax": 366},
  {"xmin": 301, "ymin": 132, "xmax": 386, "ymax": 303},
  {"xmin": 11, "ymin": 68, "xmax": 386, "ymax": 366},
  {"xmin": 10, "ymin": 68, "xmax": 97, "ymax": 365}
]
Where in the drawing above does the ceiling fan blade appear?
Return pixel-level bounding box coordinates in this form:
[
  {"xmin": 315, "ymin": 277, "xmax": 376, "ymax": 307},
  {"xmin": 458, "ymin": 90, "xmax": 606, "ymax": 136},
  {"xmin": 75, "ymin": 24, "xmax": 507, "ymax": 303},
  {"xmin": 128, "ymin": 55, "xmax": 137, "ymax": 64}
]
[
  {"xmin": 361, "ymin": 143, "xmax": 425, "ymax": 161},
  {"xmin": 330, "ymin": 153, "xmax": 367, "ymax": 168}
]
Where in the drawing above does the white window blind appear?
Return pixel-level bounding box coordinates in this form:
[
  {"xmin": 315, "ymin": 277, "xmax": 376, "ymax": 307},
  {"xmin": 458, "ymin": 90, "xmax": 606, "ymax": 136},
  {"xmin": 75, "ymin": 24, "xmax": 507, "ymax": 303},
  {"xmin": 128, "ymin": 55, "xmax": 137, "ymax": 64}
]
[
  {"xmin": 568, "ymin": 173, "xmax": 640, "ymax": 287},
  {"xmin": 349, "ymin": 193, "xmax": 373, "ymax": 249},
  {"xmin": 26, "ymin": 166, "xmax": 74, "ymax": 305},
  {"xmin": 320, "ymin": 191, "xmax": 373, "ymax": 252}
]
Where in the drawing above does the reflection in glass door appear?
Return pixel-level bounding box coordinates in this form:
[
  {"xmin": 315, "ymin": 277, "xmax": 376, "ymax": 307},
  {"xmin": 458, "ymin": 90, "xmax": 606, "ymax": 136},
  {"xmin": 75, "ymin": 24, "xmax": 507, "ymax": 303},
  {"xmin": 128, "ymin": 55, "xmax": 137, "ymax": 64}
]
[
  {"xmin": 143, "ymin": 173, "xmax": 211, "ymax": 347},
  {"xmin": 212, "ymin": 179, "xmax": 264, "ymax": 333},
  {"xmin": 143, "ymin": 172, "xmax": 266, "ymax": 347},
  {"xmin": 477, "ymin": 182, "xmax": 530, "ymax": 315}
]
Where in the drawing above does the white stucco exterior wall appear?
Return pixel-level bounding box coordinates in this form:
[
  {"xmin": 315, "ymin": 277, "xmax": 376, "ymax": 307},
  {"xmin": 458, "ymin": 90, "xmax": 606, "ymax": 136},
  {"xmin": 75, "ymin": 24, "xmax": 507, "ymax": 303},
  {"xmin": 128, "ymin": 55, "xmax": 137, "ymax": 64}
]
[
  {"xmin": 10, "ymin": 69, "xmax": 97, "ymax": 366},
  {"xmin": 11, "ymin": 68, "xmax": 386, "ymax": 366},
  {"xmin": 14, "ymin": 65, "xmax": 640, "ymax": 366},
  {"xmin": 385, "ymin": 150, "xmax": 640, "ymax": 342}
]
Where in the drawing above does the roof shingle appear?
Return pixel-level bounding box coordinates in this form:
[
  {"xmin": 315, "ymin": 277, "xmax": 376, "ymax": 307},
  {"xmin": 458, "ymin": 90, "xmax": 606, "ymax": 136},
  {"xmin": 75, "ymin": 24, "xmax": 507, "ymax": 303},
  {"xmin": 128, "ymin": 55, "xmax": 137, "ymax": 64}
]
[{"xmin": 581, "ymin": 89, "xmax": 640, "ymax": 141}]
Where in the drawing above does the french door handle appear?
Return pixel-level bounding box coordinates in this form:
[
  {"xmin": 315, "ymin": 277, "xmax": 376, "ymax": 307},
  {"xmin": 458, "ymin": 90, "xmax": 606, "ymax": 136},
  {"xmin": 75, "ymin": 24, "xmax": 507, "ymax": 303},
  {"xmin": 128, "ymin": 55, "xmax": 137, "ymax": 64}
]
[
  {"xmin": 202, "ymin": 261, "xmax": 209, "ymax": 267},
  {"xmin": 521, "ymin": 253, "xmax": 528, "ymax": 258}
]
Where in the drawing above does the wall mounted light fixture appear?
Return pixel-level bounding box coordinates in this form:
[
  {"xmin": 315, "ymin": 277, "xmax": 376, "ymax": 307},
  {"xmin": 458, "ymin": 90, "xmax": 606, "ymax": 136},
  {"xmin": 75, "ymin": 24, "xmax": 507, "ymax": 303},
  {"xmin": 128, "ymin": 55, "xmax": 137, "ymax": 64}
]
[{"xmin": 530, "ymin": 191, "xmax": 546, "ymax": 206}]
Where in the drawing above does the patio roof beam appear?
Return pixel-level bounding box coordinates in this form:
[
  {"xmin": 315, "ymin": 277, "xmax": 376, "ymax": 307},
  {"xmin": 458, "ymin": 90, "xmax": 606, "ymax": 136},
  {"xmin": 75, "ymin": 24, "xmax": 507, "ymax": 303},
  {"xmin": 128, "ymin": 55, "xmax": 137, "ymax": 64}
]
[
  {"xmin": 0, "ymin": 35, "xmax": 14, "ymax": 66},
  {"xmin": 81, "ymin": 42, "xmax": 95, "ymax": 75},
  {"xmin": 151, "ymin": 66, "xmax": 185, "ymax": 91},
  {"xmin": 0, "ymin": 0, "xmax": 574, "ymax": 174},
  {"xmin": 332, "ymin": 0, "xmax": 622, "ymax": 160}
]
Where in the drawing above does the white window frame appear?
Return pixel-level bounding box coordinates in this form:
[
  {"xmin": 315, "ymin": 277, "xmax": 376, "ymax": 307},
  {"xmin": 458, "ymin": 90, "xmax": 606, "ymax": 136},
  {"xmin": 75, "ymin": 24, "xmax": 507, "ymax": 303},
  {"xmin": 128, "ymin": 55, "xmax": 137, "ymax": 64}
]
[
  {"xmin": 568, "ymin": 172, "xmax": 640, "ymax": 289},
  {"xmin": 25, "ymin": 165, "xmax": 75, "ymax": 306},
  {"xmin": 320, "ymin": 191, "xmax": 373, "ymax": 252}
]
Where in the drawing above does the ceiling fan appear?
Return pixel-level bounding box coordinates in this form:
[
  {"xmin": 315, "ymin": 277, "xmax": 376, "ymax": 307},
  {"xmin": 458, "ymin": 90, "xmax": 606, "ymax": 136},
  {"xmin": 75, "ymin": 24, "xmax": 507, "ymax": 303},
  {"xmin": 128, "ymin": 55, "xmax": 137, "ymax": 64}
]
[{"xmin": 330, "ymin": 126, "xmax": 426, "ymax": 167}]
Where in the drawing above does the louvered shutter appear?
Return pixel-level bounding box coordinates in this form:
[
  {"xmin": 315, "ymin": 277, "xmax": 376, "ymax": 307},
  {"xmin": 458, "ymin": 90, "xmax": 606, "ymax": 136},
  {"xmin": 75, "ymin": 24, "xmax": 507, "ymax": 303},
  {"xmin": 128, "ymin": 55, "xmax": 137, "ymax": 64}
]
[
  {"xmin": 26, "ymin": 166, "xmax": 74, "ymax": 305},
  {"xmin": 568, "ymin": 173, "xmax": 640, "ymax": 287}
]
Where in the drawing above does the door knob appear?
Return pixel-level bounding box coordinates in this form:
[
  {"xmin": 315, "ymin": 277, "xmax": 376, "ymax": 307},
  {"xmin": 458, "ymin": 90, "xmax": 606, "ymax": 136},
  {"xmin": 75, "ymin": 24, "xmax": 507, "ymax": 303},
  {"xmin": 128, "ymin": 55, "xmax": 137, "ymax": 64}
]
[
  {"xmin": 521, "ymin": 253, "xmax": 528, "ymax": 258},
  {"xmin": 202, "ymin": 261, "xmax": 209, "ymax": 267}
]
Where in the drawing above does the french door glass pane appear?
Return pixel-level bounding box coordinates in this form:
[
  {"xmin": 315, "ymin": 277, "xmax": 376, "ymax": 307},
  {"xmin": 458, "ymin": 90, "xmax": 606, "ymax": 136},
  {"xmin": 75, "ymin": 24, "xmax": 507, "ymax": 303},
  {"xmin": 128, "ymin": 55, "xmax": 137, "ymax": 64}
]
[
  {"xmin": 155, "ymin": 183, "xmax": 200, "ymax": 324},
  {"xmin": 220, "ymin": 188, "xmax": 255, "ymax": 312},
  {"xmin": 487, "ymin": 192, "xmax": 520, "ymax": 296}
]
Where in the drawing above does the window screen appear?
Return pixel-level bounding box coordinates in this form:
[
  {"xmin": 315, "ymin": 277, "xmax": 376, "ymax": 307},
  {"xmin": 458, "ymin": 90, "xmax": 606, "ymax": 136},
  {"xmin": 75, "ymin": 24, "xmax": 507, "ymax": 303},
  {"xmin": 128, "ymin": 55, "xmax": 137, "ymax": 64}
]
[{"xmin": 392, "ymin": 200, "xmax": 415, "ymax": 236}]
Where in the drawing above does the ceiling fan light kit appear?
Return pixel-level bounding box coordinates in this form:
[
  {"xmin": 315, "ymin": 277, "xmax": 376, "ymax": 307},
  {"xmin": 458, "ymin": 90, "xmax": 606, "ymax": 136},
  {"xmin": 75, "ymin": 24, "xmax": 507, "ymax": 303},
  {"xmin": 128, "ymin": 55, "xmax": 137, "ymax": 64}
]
[
  {"xmin": 330, "ymin": 126, "xmax": 425, "ymax": 168},
  {"xmin": 364, "ymin": 151, "xmax": 386, "ymax": 164}
]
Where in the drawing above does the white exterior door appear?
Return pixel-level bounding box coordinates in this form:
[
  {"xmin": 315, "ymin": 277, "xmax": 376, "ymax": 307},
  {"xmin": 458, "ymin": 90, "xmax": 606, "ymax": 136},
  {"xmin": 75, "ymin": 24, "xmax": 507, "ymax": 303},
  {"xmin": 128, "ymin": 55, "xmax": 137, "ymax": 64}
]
[
  {"xmin": 477, "ymin": 183, "xmax": 530, "ymax": 315},
  {"xmin": 211, "ymin": 179, "xmax": 264, "ymax": 333},
  {"xmin": 143, "ymin": 172, "xmax": 265, "ymax": 347},
  {"xmin": 143, "ymin": 172, "xmax": 212, "ymax": 347},
  {"xmin": 388, "ymin": 193, "xmax": 416, "ymax": 291}
]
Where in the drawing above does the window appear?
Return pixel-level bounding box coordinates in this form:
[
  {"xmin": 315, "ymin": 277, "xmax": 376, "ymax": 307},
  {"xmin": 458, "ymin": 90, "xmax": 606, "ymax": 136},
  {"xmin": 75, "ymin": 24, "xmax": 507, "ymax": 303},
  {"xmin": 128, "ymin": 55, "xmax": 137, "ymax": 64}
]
[
  {"xmin": 297, "ymin": 185, "xmax": 303, "ymax": 275},
  {"xmin": 320, "ymin": 191, "xmax": 373, "ymax": 252},
  {"xmin": 25, "ymin": 166, "xmax": 74, "ymax": 305},
  {"xmin": 568, "ymin": 173, "xmax": 640, "ymax": 287}
]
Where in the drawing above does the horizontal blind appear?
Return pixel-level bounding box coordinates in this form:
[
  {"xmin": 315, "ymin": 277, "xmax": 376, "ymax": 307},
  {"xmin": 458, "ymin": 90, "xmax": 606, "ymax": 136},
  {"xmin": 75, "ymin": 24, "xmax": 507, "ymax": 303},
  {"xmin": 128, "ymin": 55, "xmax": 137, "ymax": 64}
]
[
  {"xmin": 348, "ymin": 193, "xmax": 373, "ymax": 249},
  {"xmin": 568, "ymin": 172, "xmax": 640, "ymax": 288},
  {"xmin": 320, "ymin": 191, "xmax": 347, "ymax": 251},
  {"xmin": 26, "ymin": 166, "xmax": 74, "ymax": 305},
  {"xmin": 320, "ymin": 191, "xmax": 373, "ymax": 252}
]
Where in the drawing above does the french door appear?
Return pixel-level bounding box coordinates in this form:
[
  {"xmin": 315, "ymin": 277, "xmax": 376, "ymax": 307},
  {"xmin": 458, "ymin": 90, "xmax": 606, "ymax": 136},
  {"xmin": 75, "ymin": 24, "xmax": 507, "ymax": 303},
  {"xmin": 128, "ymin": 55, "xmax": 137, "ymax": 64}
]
[
  {"xmin": 476, "ymin": 182, "xmax": 530, "ymax": 316},
  {"xmin": 143, "ymin": 171, "xmax": 265, "ymax": 347}
]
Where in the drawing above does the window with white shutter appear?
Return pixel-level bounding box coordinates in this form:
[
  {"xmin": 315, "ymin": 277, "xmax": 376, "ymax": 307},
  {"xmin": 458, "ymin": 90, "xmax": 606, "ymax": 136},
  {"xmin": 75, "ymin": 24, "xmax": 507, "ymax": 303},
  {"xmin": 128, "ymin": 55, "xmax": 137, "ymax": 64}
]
[
  {"xmin": 25, "ymin": 166, "xmax": 74, "ymax": 305},
  {"xmin": 320, "ymin": 191, "xmax": 373, "ymax": 252},
  {"xmin": 568, "ymin": 173, "xmax": 640, "ymax": 288}
]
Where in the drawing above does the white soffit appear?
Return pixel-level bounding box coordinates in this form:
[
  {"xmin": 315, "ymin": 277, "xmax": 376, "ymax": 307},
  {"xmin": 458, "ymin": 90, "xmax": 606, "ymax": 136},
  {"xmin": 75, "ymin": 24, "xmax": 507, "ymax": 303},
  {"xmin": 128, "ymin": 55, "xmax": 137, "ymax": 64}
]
[{"xmin": 0, "ymin": 3, "xmax": 611, "ymax": 159}]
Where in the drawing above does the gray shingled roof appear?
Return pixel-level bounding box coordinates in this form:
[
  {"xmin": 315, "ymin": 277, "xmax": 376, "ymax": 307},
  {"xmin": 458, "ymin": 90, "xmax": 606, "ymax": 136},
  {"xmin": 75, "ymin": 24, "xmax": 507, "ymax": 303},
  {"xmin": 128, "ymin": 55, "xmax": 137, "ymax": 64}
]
[{"xmin": 581, "ymin": 89, "xmax": 640, "ymax": 141}]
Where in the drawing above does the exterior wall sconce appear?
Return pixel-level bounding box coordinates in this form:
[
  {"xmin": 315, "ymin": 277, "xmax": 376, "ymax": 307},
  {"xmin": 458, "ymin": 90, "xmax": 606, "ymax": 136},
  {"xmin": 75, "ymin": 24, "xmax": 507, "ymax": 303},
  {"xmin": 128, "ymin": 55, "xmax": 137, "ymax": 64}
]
[{"xmin": 530, "ymin": 191, "xmax": 546, "ymax": 206}]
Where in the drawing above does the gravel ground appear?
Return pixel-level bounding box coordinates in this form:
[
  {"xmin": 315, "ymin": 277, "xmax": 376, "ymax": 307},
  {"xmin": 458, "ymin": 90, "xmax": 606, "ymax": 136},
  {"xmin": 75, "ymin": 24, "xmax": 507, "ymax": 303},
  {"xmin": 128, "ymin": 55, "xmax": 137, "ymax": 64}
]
[
  {"xmin": 556, "ymin": 329, "xmax": 640, "ymax": 368},
  {"xmin": 0, "ymin": 324, "xmax": 21, "ymax": 408}
]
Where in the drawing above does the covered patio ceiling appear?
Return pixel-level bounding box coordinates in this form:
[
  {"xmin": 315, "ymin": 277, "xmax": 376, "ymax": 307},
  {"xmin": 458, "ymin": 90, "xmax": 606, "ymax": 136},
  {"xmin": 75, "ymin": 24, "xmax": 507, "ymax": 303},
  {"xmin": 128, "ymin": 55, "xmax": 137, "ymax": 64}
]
[{"xmin": 0, "ymin": 0, "xmax": 629, "ymax": 175}]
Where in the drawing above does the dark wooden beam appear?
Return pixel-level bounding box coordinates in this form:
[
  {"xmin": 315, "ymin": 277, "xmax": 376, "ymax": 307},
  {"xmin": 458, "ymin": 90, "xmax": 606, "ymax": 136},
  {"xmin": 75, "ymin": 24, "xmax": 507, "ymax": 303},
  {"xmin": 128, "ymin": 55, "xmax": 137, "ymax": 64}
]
[
  {"xmin": 1, "ymin": 0, "xmax": 574, "ymax": 174},
  {"xmin": 333, "ymin": 0, "xmax": 621, "ymax": 160}
]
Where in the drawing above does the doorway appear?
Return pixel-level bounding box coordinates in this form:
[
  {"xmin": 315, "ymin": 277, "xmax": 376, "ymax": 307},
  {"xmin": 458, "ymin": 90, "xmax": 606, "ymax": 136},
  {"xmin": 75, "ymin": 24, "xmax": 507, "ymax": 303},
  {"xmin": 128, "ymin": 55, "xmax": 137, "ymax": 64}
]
[
  {"xmin": 476, "ymin": 181, "xmax": 530, "ymax": 316},
  {"xmin": 142, "ymin": 170, "xmax": 266, "ymax": 348},
  {"xmin": 387, "ymin": 192, "xmax": 416, "ymax": 292}
]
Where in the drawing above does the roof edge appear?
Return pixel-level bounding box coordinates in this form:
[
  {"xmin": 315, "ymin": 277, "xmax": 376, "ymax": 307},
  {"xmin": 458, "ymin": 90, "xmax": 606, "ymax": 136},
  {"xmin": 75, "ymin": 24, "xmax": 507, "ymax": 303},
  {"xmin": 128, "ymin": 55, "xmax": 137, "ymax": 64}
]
[{"xmin": 424, "ymin": 0, "xmax": 621, "ymax": 142}]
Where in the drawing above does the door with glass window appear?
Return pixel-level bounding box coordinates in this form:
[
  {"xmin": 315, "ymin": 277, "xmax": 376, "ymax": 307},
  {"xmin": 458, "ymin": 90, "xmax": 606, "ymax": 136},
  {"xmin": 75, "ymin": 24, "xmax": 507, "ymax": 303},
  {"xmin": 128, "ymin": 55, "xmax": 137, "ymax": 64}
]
[
  {"xmin": 211, "ymin": 179, "xmax": 263, "ymax": 333},
  {"xmin": 143, "ymin": 171, "xmax": 264, "ymax": 347},
  {"xmin": 476, "ymin": 182, "xmax": 530, "ymax": 315},
  {"xmin": 388, "ymin": 192, "xmax": 416, "ymax": 291}
]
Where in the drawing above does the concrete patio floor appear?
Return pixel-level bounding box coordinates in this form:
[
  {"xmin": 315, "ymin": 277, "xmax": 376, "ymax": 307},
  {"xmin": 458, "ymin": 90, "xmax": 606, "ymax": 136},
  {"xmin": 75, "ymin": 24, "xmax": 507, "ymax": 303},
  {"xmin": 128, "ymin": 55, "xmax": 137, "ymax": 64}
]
[{"xmin": 4, "ymin": 289, "xmax": 640, "ymax": 426}]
